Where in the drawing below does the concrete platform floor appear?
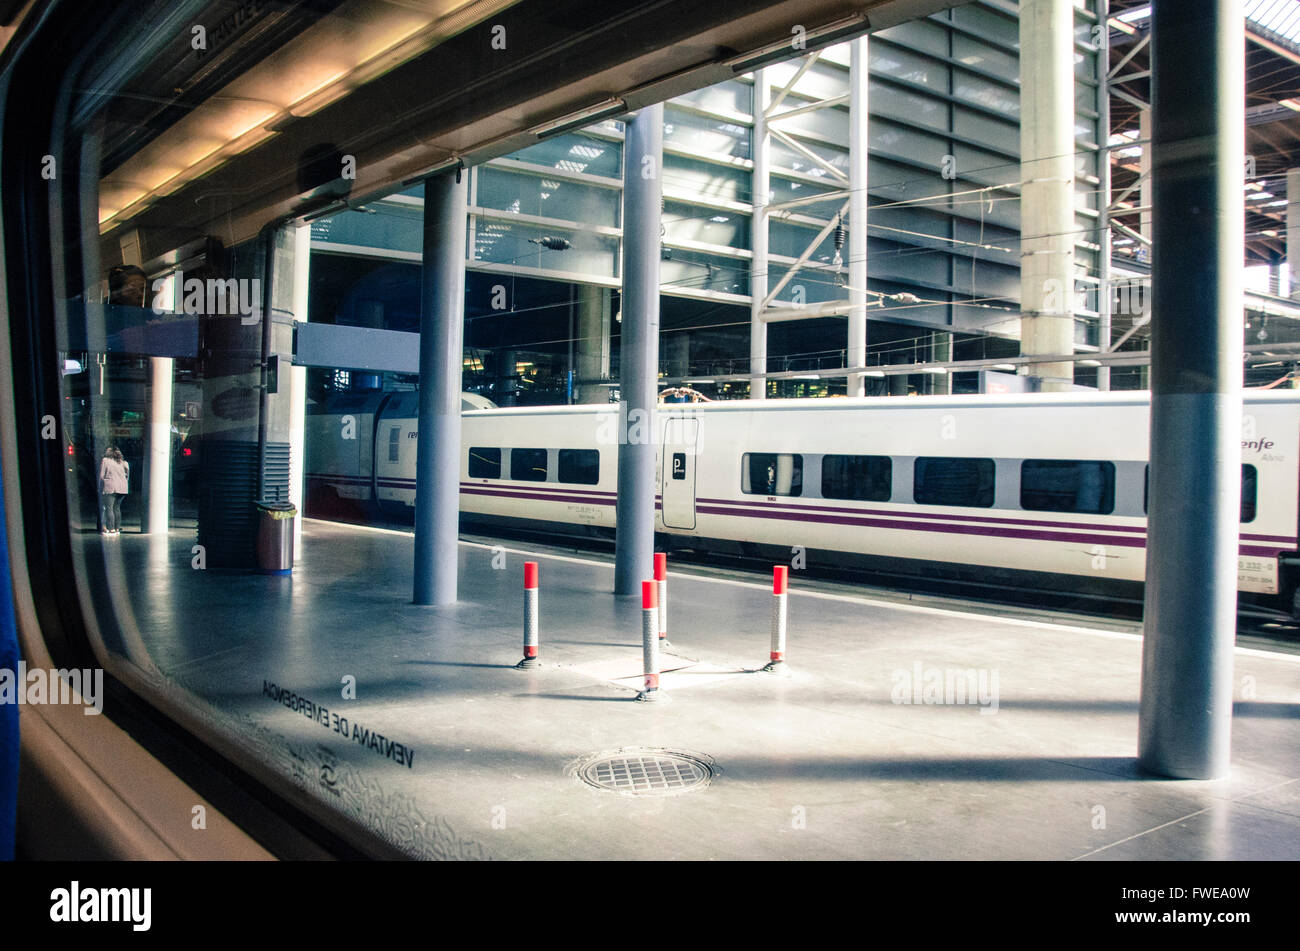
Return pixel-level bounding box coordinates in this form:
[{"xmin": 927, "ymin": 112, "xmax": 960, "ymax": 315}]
[{"xmin": 82, "ymin": 519, "xmax": 1300, "ymax": 860}]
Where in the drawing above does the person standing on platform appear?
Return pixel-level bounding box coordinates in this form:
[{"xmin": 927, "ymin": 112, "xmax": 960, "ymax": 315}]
[{"xmin": 98, "ymin": 446, "xmax": 129, "ymax": 535}]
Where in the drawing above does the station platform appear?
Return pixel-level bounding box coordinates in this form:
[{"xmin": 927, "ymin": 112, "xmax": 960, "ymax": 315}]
[{"xmin": 90, "ymin": 518, "xmax": 1300, "ymax": 860}]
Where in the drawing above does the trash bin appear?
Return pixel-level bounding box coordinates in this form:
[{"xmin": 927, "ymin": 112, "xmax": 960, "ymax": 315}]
[{"xmin": 255, "ymin": 501, "xmax": 295, "ymax": 574}]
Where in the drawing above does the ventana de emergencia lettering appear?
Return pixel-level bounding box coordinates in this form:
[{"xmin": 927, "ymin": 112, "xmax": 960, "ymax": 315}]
[{"xmin": 262, "ymin": 680, "xmax": 414, "ymax": 768}]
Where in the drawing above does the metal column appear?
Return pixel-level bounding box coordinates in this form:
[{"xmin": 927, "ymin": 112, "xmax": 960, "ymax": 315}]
[
  {"xmin": 847, "ymin": 37, "xmax": 868, "ymax": 398},
  {"xmin": 413, "ymin": 170, "xmax": 468, "ymax": 606},
  {"xmin": 1138, "ymin": 0, "xmax": 1242, "ymax": 780},
  {"xmin": 614, "ymin": 104, "xmax": 662, "ymax": 596},
  {"xmin": 750, "ymin": 69, "xmax": 770, "ymax": 401},
  {"xmin": 1097, "ymin": 0, "xmax": 1112, "ymax": 392}
]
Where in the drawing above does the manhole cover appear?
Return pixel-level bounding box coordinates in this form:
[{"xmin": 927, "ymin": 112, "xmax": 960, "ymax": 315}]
[{"xmin": 572, "ymin": 748, "xmax": 714, "ymax": 797}]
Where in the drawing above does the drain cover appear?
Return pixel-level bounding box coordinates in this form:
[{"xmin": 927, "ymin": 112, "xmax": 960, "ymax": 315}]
[{"xmin": 573, "ymin": 748, "xmax": 714, "ymax": 797}]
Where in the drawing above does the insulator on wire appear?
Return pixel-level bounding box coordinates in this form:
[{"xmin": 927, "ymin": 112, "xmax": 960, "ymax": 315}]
[
  {"xmin": 528, "ymin": 236, "xmax": 572, "ymax": 251},
  {"xmin": 833, "ymin": 216, "xmax": 846, "ymax": 253}
]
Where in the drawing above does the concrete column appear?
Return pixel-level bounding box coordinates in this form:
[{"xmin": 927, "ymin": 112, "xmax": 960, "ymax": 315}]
[
  {"xmin": 1139, "ymin": 110, "xmax": 1154, "ymax": 252},
  {"xmin": 288, "ymin": 222, "xmax": 311, "ymax": 557},
  {"xmin": 847, "ymin": 37, "xmax": 869, "ymax": 397},
  {"xmin": 888, "ymin": 373, "xmax": 908, "ymax": 396},
  {"xmin": 496, "ymin": 348, "xmax": 518, "ymax": 406},
  {"xmin": 1139, "ymin": 0, "xmax": 1243, "ymax": 780},
  {"xmin": 614, "ymin": 104, "xmax": 662, "ymax": 597},
  {"xmin": 930, "ymin": 332, "xmax": 952, "ymax": 395},
  {"xmin": 750, "ymin": 68, "xmax": 770, "ymax": 400},
  {"xmin": 575, "ymin": 284, "xmax": 611, "ymax": 402},
  {"xmin": 667, "ymin": 332, "xmax": 690, "ymax": 378},
  {"xmin": 413, "ymin": 170, "xmax": 468, "ymax": 606},
  {"xmin": 142, "ymin": 357, "xmax": 173, "ymax": 533},
  {"xmin": 1287, "ymin": 168, "xmax": 1300, "ymax": 299},
  {"xmin": 1018, "ymin": 0, "xmax": 1076, "ymax": 392}
]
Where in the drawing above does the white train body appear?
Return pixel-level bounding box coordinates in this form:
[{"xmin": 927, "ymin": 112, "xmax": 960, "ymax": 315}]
[{"xmin": 306, "ymin": 392, "xmax": 1300, "ymax": 596}]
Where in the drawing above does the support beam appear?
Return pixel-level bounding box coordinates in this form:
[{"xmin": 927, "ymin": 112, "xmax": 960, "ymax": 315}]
[
  {"xmin": 413, "ymin": 170, "xmax": 468, "ymax": 606},
  {"xmin": 1018, "ymin": 0, "xmax": 1076, "ymax": 392},
  {"xmin": 750, "ymin": 69, "xmax": 770, "ymax": 400},
  {"xmin": 1098, "ymin": 0, "xmax": 1112, "ymax": 392},
  {"xmin": 614, "ymin": 104, "xmax": 662, "ymax": 596},
  {"xmin": 1138, "ymin": 0, "xmax": 1242, "ymax": 781},
  {"xmin": 847, "ymin": 36, "xmax": 868, "ymax": 397}
]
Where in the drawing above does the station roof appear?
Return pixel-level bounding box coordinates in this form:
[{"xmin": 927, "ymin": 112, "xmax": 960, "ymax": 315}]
[{"xmin": 1108, "ymin": 0, "xmax": 1300, "ymax": 266}]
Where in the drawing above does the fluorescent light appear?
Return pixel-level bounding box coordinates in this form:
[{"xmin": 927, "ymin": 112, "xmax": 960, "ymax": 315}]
[
  {"xmin": 725, "ymin": 14, "xmax": 869, "ymax": 72},
  {"xmin": 1247, "ymin": 191, "xmax": 1275, "ymax": 200},
  {"xmin": 992, "ymin": 364, "xmax": 1017, "ymax": 372},
  {"xmin": 1078, "ymin": 359, "xmax": 1102, "ymax": 367},
  {"xmin": 921, "ymin": 367, "xmax": 948, "ymax": 375},
  {"xmin": 1117, "ymin": 5, "xmax": 1150, "ymax": 23},
  {"xmin": 863, "ymin": 370, "xmax": 886, "ymax": 378},
  {"xmin": 529, "ymin": 99, "xmax": 626, "ymax": 139}
]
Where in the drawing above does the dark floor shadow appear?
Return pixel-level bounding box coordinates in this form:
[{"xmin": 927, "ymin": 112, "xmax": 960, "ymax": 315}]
[
  {"xmin": 528, "ymin": 693, "xmax": 630, "ymax": 703},
  {"xmin": 406, "ymin": 660, "xmax": 520, "ymax": 670},
  {"xmin": 1233, "ymin": 701, "xmax": 1300, "ymax": 719}
]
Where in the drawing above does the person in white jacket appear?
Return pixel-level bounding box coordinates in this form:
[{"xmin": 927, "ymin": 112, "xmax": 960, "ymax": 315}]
[{"xmin": 98, "ymin": 446, "xmax": 129, "ymax": 535}]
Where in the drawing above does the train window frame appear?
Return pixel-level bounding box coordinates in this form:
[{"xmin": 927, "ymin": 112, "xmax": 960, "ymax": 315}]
[
  {"xmin": 1019, "ymin": 459, "xmax": 1116, "ymax": 515},
  {"xmin": 468, "ymin": 447, "xmax": 502, "ymax": 479},
  {"xmin": 388, "ymin": 425, "xmax": 401, "ymax": 463},
  {"xmin": 913, "ymin": 457, "xmax": 996, "ymax": 508},
  {"xmin": 1143, "ymin": 464, "xmax": 1258, "ymax": 523},
  {"xmin": 557, "ymin": 448, "xmax": 600, "ymax": 485},
  {"xmin": 510, "ymin": 447, "xmax": 549, "ymax": 482},
  {"xmin": 741, "ymin": 453, "xmax": 803, "ymax": 497},
  {"xmin": 821, "ymin": 454, "xmax": 892, "ymax": 502}
]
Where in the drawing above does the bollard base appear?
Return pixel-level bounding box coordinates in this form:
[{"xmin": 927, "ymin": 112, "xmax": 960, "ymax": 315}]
[
  {"xmin": 762, "ymin": 660, "xmax": 791, "ymax": 676},
  {"xmin": 515, "ymin": 657, "xmax": 540, "ymax": 670},
  {"xmin": 635, "ymin": 689, "xmax": 667, "ymax": 703}
]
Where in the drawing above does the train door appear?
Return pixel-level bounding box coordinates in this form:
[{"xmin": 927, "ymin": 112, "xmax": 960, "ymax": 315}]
[
  {"xmin": 661, "ymin": 416, "xmax": 698, "ymax": 529},
  {"xmin": 374, "ymin": 420, "xmax": 405, "ymax": 503}
]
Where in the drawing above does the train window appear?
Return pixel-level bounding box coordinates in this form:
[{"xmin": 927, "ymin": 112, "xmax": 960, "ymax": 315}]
[
  {"xmin": 469, "ymin": 447, "xmax": 501, "ymax": 479},
  {"xmin": 1020, "ymin": 460, "xmax": 1115, "ymax": 514},
  {"xmin": 511, "ymin": 448, "xmax": 549, "ymax": 481},
  {"xmin": 913, "ymin": 457, "xmax": 996, "ymax": 507},
  {"xmin": 1143, "ymin": 464, "xmax": 1258, "ymax": 522},
  {"xmin": 741, "ymin": 453, "xmax": 803, "ymax": 497},
  {"xmin": 558, "ymin": 449, "xmax": 600, "ymax": 485},
  {"xmin": 822, "ymin": 455, "xmax": 892, "ymax": 502},
  {"xmin": 388, "ymin": 426, "xmax": 401, "ymax": 463}
]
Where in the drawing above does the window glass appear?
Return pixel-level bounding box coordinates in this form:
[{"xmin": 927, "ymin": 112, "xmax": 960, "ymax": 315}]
[
  {"xmin": 822, "ymin": 455, "xmax": 892, "ymax": 501},
  {"xmin": 741, "ymin": 453, "xmax": 803, "ymax": 496},
  {"xmin": 914, "ymin": 457, "xmax": 996, "ymax": 507},
  {"xmin": 511, "ymin": 448, "xmax": 549, "ymax": 481},
  {"xmin": 558, "ymin": 449, "xmax": 599, "ymax": 485},
  {"xmin": 1020, "ymin": 460, "xmax": 1115, "ymax": 514},
  {"xmin": 1144, "ymin": 464, "xmax": 1257, "ymax": 523},
  {"xmin": 468, "ymin": 447, "xmax": 501, "ymax": 479}
]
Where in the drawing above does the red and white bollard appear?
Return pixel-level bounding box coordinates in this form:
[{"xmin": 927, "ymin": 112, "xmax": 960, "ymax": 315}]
[
  {"xmin": 516, "ymin": 561, "xmax": 540, "ymax": 669},
  {"xmin": 763, "ymin": 565, "xmax": 788, "ymax": 672},
  {"xmin": 654, "ymin": 552, "xmax": 669, "ymax": 649},
  {"xmin": 637, "ymin": 580, "xmax": 661, "ymax": 701}
]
